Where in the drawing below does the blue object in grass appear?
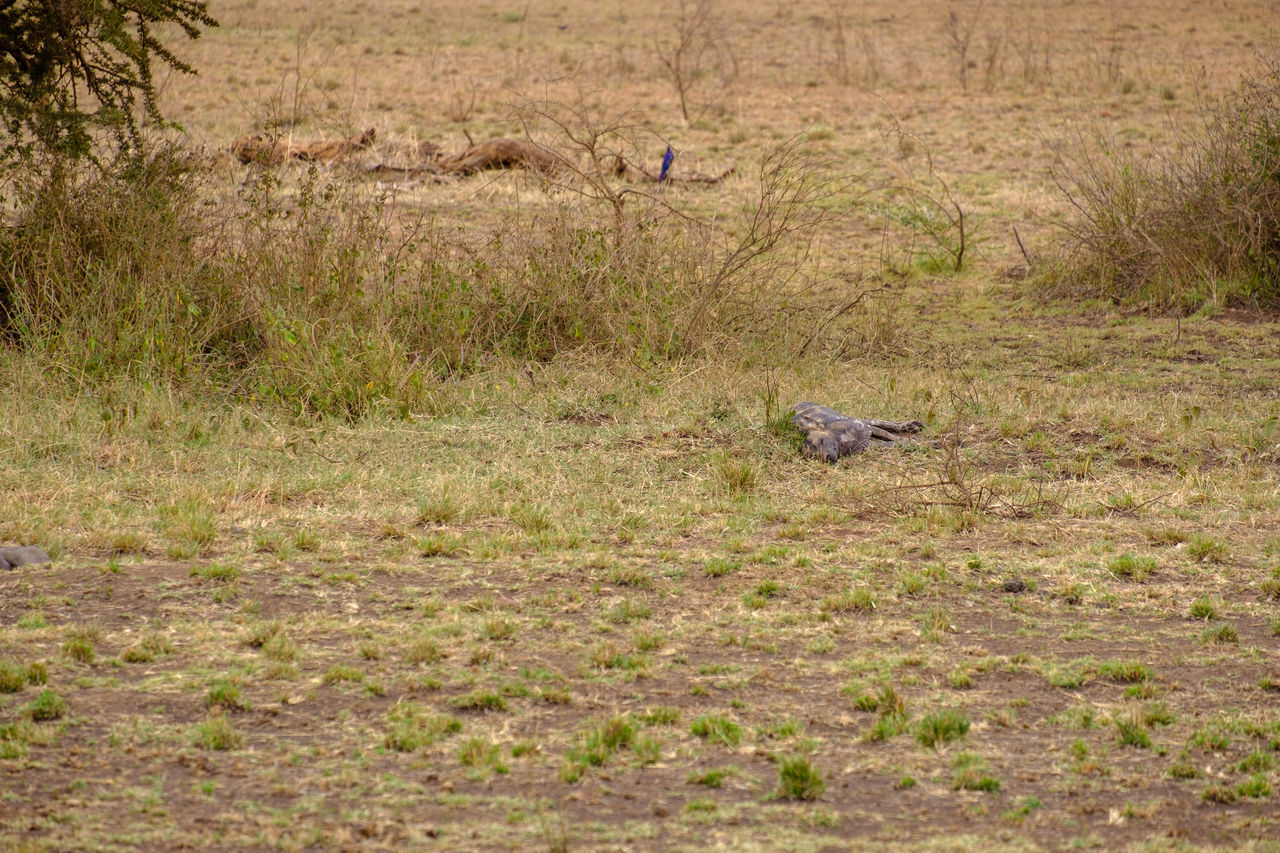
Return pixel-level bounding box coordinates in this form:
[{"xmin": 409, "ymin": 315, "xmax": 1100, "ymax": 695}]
[{"xmin": 659, "ymin": 145, "xmax": 674, "ymax": 182}]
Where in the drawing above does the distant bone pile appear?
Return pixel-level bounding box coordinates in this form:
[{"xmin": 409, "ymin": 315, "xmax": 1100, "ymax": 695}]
[
  {"xmin": 790, "ymin": 402, "xmax": 923, "ymax": 462},
  {"xmin": 230, "ymin": 128, "xmax": 735, "ymax": 184}
]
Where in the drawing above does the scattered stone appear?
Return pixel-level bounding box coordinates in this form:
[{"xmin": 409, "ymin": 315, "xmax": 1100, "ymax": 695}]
[
  {"xmin": 1002, "ymin": 578, "xmax": 1027, "ymax": 594},
  {"xmin": 0, "ymin": 545, "xmax": 51, "ymax": 571}
]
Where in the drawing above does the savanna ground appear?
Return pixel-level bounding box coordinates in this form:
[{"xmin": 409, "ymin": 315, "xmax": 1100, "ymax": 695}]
[{"xmin": 2, "ymin": 0, "xmax": 1280, "ymax": 850}]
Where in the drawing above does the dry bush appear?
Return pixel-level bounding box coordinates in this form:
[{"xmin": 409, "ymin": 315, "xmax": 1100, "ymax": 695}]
[
  {"xmin": 0, "ymin": 148, "xmax": 254, "ymax": 379},
  {"xmin": 0, "ymin": 118, "xmax": 894, "ymax": 420},
  {"xmin": 1043, "ymin": 52, "xmax": 1280, "ymax": 311}
]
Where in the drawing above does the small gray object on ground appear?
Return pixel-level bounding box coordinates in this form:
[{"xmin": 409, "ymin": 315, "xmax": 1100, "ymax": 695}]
[
  {"xmin": 790, "ymin": 402, "xmax": 924, "ymax": 462},
  {"xmin": 1002, "ymin": 578, "xmax": 1027, "ymax": 594},
  {"xmin": 0, "ymin": 545, "xmax": 52, "ymax": 571}
]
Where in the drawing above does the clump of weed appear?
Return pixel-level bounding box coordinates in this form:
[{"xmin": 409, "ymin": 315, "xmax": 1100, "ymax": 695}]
[
  {"xmin": 291, "ymin": 529, "xmax": 319, "ymax": 552},
  {"xmin": 23, "ymin": 690, "xmax": 66, "ymax": 722},
  {"xmin": 863, "ymin": 685, "xmax": 911, "ymax": 743},
  {"xmin": 1201, "ymin": 623, "xmax": 1239, "ymax": 645},
  {"xmin": 458, "ymin": 736, "xmax": 509, "ymax": 779},
  {"xmin": 1188, "ymin": 597, "xmax": 1219, "ymax": 620},
  {"xmin": 604, "ymin": 599, "xmax": 652, "ymax": 624},
  {"xmin": 449, "ymin": 690, "xmax": 508, "ymax": 712},
  {"xmin": 898, "ymin": 571, "xmax": 929, "ymax": 596},
  {"xmin": 192, "ymin": 710, "xmax": 242, "ymax": 751},
  {"xmin": 62, "ymin": 637, "xmax": 94, "ymax": 664},
  {"xmin": 918, "ymin": 605, "xmax": 953, "ymax": 641},
  {"xmin": 261, "ymin": 632, "xmax": 298, "ymax": 663},
  {"xmin": 121, "ymin": 633, "xmax": 174, "ymax": 663},
  {"xmin": 419, "ymin": 532, "xmax": 465, "ymax": 558},
  {"xmin": 206, "ymin": 678, "xmax": 248, "ymax": 711},
  {"xmin": 1059, "ymin": 583, "xmax": 1087, "ymax": 606},
  {"xmin": 160, "ymin": 498, "xmax": 218, "ymax": 559},
  {"xmin": 687, "ymin": 767, "xmax": 734, "ymax": 787},
  {"xmin": 243, "ymin": 620, "xmax": 283, "ymax": 648},
  {"xmin": 404, "ymin": 635, "xmax": 444, "ymax": 665},
  {"xmin": 24, "ymin": 662, "xmax": 47, "ymax": 686},
  {"xmin": 105, "ymin": 531, "xmax": 148, "ymax": 555},
  {"xmin": 703, "ymin": 557, "xmax": 741, "ymax": 578},
  {"xmin": 712, "ymin": 452, "xmax": 758, "ymax": 497},
  {"xmin": 775, "ymin": 754, "xmax": 825, "ymax": 800},
  {"xmin": 642, "ymin": 706, "xmax": 682, "ymax": 726},
  {"xmin": 1114, "ymin": 705, "xmax": 1153, "ymax": 748},
  {"xmin": 480, "ymin": 614, "xmax": 516, "ymax": 640},
  {"xmin": 1202, "ymin": 782, "xmax": 1238, "ymax": 803},
  {"xmin": 820, "ymin": 588, "xmax": 877, "ymax": 615},
  {"xmin": 915, "ymin": 709, "xmax": 971, "ymax": 749},
  {"xmin": 587, "ymin": 641, "xmax": 650, "ymax": 673},
  {"xmin": 1002, "ymin": 796, "xmax": 1044, "ymax": 824},
  {"xmin": 322, "ymin": 664, "xmax": 364, "ymax": 685},
  {"xmin": 417, "ymin": 486, "xmax": 466, "ymax": 526},
  {"xmin": 952, "ymin": 752, "xmax": 1000, "ymax": 792},
  {"xmin": 190, "ymin": 562, "xmax": 239, "ymax": 582},
  {"xmin": 1107, "ymin": 553, "xmax": 1157, "ymax": 581},
  {"xmin": 16, "ymin": 611, "xmax": 46, "ymax": 630},
  {"xmin": 1236, "ymin": 750, "xmax": 1276, "ymax": 774},
  {"xmin": 1261, "ymin": 567, "xmax": 1280, "ymax": 600},
  {"xmin": 1187, "ymin": 535, "xmax": 1229, "ymax": 563},
  {"xmin": 632, "ymin": 629, "xmax": 664, "ymax": 652},
  {"xmin": 1045, "ymin": 659, "xmax": 1094, "ymax": 689},
  {"xmin": 744, "ymin": 579, "xmax": 781, "ymax": 610},
  {"xmin": 1098, "ymin": 659, "xmax": 1153, "ymax": 683},
  {"xmin": 608, "ymin": 565, "xmax": 653, "ymax": 589},
  {"xmin": 563, "ymin": 715, "xmax": 639, "ymax": 781},
  {"xmin": 0, "ymin": 660, "xmax": 27, "ymax": 693},
  {"xmin": 384, "ymin": 701, "xmax": 461, "ymax": 751},
  {"xmin": 691, "ymin": 714, "xmax": 742, "ymax": 747},
  {"xmin": 1236, "ymin": 774, "xmax": 1272, "ymax": 800}
]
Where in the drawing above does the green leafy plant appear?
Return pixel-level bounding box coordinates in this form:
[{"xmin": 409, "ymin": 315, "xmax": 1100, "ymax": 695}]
[{"xmin": 0, "ymin": 0, "xmax": 218, "ymax": 160}]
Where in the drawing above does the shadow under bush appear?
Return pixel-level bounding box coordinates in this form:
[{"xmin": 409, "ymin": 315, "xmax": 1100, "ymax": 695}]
[{"xmin": 1042, "ymin": 51, "xmax": 1280, "ymax": 312}]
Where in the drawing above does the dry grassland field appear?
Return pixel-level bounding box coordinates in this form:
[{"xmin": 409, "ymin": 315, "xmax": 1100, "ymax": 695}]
[{"xmin": 3, "ymin": 0, "xmax": 1280, "ymax": 850}]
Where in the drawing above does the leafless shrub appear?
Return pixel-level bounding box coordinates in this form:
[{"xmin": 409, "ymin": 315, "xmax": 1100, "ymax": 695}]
[
  {"xmin": 943, "ymin": 1, "xmax": 986, "ymax": 94},
  {"xmin": 823, "ymin": 1, "xmax": 882, "ymax": 88},
  {"xmin": 876, "ymin": 122, "xmax": 969, "ymax": 274},
  {"xmin": 1083, "ymin": 13, "xmax": 1125, "ymax": 91},
  {"xmin": 446, "ymin": 79, "xmax": 478, "ymax": 124},
  {"xmin": 1008, "ymin": 5, "xmax": 1053, "ymax": 90},
  {"xmin": 980, "ymin": 29, "xmax": 1004, "ymax": 93},
  {"xmin": 654, "ymin": 0, "xmax": 737, "ymax": 122}
]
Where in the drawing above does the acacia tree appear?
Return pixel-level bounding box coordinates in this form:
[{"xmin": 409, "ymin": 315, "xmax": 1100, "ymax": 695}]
[{"xmin": 0, "ymin": 0, "xmax": 217, "ymax": 160}]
